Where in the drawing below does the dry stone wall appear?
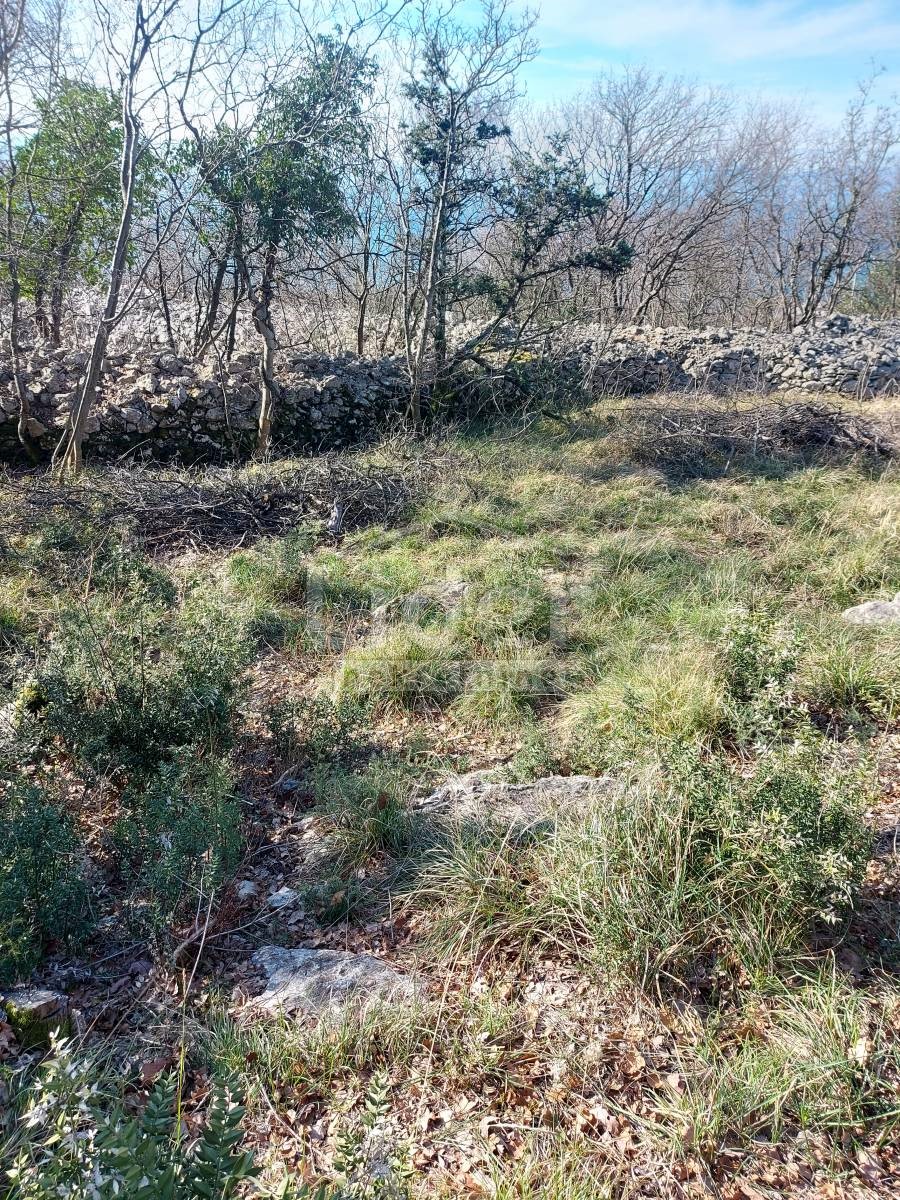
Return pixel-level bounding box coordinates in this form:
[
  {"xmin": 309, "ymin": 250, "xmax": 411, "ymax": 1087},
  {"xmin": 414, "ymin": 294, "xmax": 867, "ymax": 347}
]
[
  {"xmin": 569, "ymin": 314, "xmax": 900, "ymax": 397},
  {"xmin": 2, "ymin": 315, "xmax": 899, "ymax": 462},
  {"xmin": 0, "ymin": 347, "xmax": 408, "ymax": 462}
]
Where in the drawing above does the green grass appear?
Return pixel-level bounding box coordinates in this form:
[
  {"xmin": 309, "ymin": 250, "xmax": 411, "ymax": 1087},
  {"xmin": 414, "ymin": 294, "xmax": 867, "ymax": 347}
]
[
  {"xmin": 410, "ymin": 743, "xmax": 871, "ymax": 984},
  {"xmin": 651, "ymin": 971, "xmax": 900, "ymax": 1158}
]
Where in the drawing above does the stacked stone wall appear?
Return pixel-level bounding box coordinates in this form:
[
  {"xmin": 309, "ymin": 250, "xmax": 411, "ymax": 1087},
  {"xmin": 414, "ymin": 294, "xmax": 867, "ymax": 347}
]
[{"xmin": 2, "ymin": 315, "xmax": 898, "ymax": 462}]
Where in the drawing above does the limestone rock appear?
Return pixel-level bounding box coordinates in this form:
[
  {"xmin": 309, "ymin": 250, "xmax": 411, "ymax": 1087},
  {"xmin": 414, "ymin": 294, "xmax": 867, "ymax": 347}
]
[
  {"xmin": 267, "ymin": 885, "xmax": 300, "ymax": 910},
  {"xmin": 250, "ymin": 945, "xmax": 417, "ymax": 1016},
  {"xmin": 372, "ymin": 579, "xmax": 470, "ymax": 626},
  {"xmin": 842, "ymin": 594, "xmax": 900, "ymax": 625},
  {"xmin": 413, "ymin": 771, "xmax": 612, "ymax": 827},
  {"xmin": 2, "ymin": 987, "xmax": 69, "ymax": 1048}
]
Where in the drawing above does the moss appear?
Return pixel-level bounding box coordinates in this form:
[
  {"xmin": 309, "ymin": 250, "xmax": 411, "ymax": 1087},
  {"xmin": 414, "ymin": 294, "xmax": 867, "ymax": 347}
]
[{"xmin": 4, "ymin": 991, "xmax": 70, "ymax": 1049}]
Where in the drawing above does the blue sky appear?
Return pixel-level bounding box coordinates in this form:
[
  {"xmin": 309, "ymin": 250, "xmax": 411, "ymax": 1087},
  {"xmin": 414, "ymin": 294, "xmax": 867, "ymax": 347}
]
[{"xmin": 521, "ymin": 0, "xmax": 900, "ymax": 121}]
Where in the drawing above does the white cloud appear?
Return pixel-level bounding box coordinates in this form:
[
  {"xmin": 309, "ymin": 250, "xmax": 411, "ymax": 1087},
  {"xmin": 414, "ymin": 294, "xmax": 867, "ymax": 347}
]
[{"xmin": 537, "ymin": 0, "xmax": 900, "ymax": 63}]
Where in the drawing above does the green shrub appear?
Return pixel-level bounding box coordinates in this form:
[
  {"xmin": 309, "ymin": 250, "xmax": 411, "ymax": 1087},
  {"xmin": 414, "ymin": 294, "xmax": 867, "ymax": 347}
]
[
  {"xmin": 267, "ymin": 694, "xmax": 370, "ymax": 766},
  {"xmin": 499, "ymin": 720, "xmax": 564, "ymax": 782},
  {"xmin": 33, "ymin": 596, "xmax": 248, "ymax": 778},
  {"xmin": 112, "ymin": 756, "xmax": 240, "ymax": 933},
  {"xmin": 3, "ymin": 1039, "xmax": 257, "ymax": 1199},
  {"xmin": 718, "ymin": 610, "xmax": 802, "ymax": 745},
  {"xmin": 0, "ymin": 786, "xmax": 91, "ymax": 985}
]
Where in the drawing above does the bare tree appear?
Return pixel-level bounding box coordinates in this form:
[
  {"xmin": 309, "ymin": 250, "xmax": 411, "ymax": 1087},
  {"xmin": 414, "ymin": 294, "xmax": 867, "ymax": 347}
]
[
  {"xmin": 745, "ymin": 81, "xmax": 897, "ymax": 328},
  {"xmin": 1, "ymin": 0, "xmax": 36, "ymax": 454},
  {"xmin": 52, "ymin": 0, "xmax": 247, "ymax": 474}
]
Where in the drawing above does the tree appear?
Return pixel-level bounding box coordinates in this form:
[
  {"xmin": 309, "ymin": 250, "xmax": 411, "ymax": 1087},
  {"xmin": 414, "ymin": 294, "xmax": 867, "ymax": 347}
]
[
  {"xmin": 393, "ymin": 0, "xmax": 630, "ymax": 421},
  {"xmin": 187, "ymin": 36, "xmax": 374, "ymax": 453},
  {"xmin": 11, "ymin": 80, "xmax": 124, "ymax": 346},
  {"xmin": 747, "ymin": 80, "xmax": 897, "ymax": 328},
  {"xmin": 395, "ymin": 0, "xmax": 534, "ymax": 424},
  {"xmin": 52, "ymin": 0, "xmax": 244, "ymax": 475},
  {"xmin": 1, "ymin": 0, "xmax": 33, "ymax": 454}
]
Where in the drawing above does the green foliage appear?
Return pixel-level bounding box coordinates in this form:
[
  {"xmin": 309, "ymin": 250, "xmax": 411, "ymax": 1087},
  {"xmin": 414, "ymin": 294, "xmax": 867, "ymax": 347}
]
[
  {"xmin": 112, "ymin": 756, "xmax": 240, "ymax": 932},
  {"xmin": 3, "ymin": 1041, "xmax": 257, "ymax": 1199},
  {"xmin": 267, "ymin": 694, "xmax": 370, "ymax": 766},
  {"xmin": 719, "ymin": 610, "xmax": 802, "ymax": 745},
  {"xmin": 499, "ymin": 720, "xmax": 563, "ymax": 782},
  {"xmin": 659, "ymin": 975, "xmax": 900, "ymax": 1156},
  {"xmin": 330, "ymin": 1070, "xmax": 411, "ymax": 1199},
  {"xmin": 188, "ymin": 38, "xmax": 374, "ymax": 272},
  {"xmin": 0, "ymin": 785, "xmax": 90, "ymax": 985},
  {"xmin": 451, "ymin": 646, "xmax": 557, "ymax": 729},
  {"xmin": 451, "ymin": 566, "xmax": 558, "ymax": 648},
  {"xmin": 1, "ymin": 80, "xmax": 150, "ymax": 342},
  {"xmin": 7, "ymin": 566, "xmax": 251, "ymax": 969},
  {"xmin": 33, "ymin": 596, "xmax": 247, "ymax": 778},
  {"xmin": 334, "ymin": 628, "xmax": 464, "ymax": 709},
  {"xmin": 226, "ymin": 531, "xmax": 312, "ymax": 605},
  {"xmin": 499, "ymin": 137, "xmax": 632, "ymax": 284},
  {"xmin": 313, "ymin": 754, "xmax": 417, "ymax": 868},
  {"xmin": 564, "ymin": 642, "xmax": 726, "ymax": 771}
]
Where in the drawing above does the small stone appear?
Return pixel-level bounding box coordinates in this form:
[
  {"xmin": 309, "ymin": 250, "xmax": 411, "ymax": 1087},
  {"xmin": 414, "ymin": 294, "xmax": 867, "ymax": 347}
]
[
  {"xmin": 251, "ymin": 945, "xmax": 417, "ymax": 1017},
  {"xmin": 25, "ymin": 417, "xmax": 48, "ymax": 438},
  {"xmin": 2, "ymin": 988, "xmax": 69, "ymax": 1048},
  {"xmin": 267, "ymin": 885, "xmax": 300, "ymax": 910},
  {"xmin": 236, "ymin": 879, "xmax": 259, "ymax": 900},
  {"xmin": 842, "ymin": 595, "xmax": 900, "ymax": 625}
]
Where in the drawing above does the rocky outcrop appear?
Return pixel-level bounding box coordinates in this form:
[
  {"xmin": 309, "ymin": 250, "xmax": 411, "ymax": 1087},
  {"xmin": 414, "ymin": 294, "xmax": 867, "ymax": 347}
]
[
  {"xmin": 842, "ymin": 594, "xmax": 900, "ymax": 625},
  {"xmin": 412, "ymin": 771, "xmax": 612, "ymax": 827},
  {"xmin": 2, "ymin": 315, "xmax": 899, "ymax": 463}
]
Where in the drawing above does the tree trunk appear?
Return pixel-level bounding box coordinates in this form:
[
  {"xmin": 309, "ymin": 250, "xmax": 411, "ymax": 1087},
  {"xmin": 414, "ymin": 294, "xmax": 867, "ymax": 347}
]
[
  {"xmin": 49, "ymin": 277, "xmax": 65, "ymax": 348},
  {"xmin": 34, "ymin": 282, "xmax": 49, "ymax": 341},
  {"xmin": 252, "ymin": 243, "xmax": 280, "ymax": 456}
]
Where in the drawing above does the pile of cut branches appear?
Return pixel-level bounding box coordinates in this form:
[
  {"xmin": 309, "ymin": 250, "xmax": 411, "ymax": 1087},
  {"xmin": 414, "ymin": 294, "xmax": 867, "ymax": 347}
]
[
  {"xmin": 0, "ymin": 442, "xmax": 440, "ymax": 555},
  {"xmin": 617, "ymin": 399, "xmax": 897, "ymax": 475}
]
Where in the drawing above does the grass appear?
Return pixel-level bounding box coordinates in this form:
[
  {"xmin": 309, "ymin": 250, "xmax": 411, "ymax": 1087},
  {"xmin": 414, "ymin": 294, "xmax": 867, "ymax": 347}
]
[
  {"xmin": 410, "ymin": 744, "xmax": 871, "ymax": 982},
  {"xmin": 2, "ymin": 392, "xmax": 899, "ymax": 1197}
]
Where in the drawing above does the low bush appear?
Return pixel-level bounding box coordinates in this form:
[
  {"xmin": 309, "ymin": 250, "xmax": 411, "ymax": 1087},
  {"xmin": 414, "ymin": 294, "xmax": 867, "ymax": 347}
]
[
  {"xmin": 0, "ymin": 785, "xmax": 91, "ymax": 985},
  {"xmin": 2, "ymin": 1039, "xmax": 257, "ymax": 1199},
  {"xmin": 267, "ymin": 694, "xmax": 370, "ymax": 766},
  {"xmin": 112, "ymin": 756, "xmax": 241, "ymax": 935},
  {"xmin": 718, "ymin": 610, "xmax": 802, "ymax": 746},
  {"xmin": 31, "ymin": 595, "xmax": 248, "ymax": 778}
]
